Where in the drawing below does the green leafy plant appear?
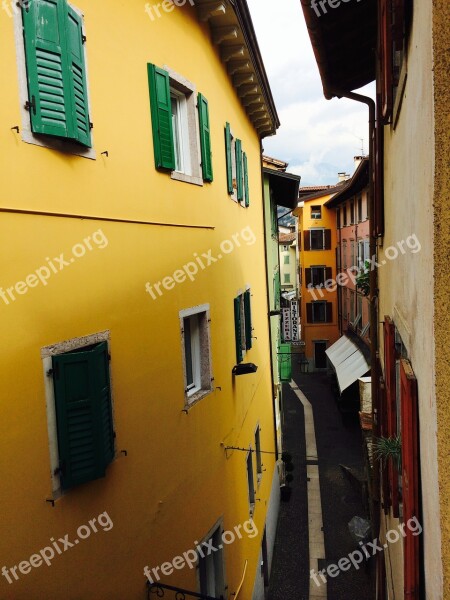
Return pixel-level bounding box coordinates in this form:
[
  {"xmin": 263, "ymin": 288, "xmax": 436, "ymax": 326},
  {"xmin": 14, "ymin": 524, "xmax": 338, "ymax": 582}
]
[
  {"xmin": 373, "ymin": 435, "xmax": 402, "ymax": 470},
  {"xmin": 356, "ymin": 261, "xmax": 371, "ymax": 297}
]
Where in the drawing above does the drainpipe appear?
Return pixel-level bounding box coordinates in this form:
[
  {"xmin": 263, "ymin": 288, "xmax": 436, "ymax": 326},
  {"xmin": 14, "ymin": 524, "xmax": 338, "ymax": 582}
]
[{"xmin": 329, "ymin": 89, "xmax": 379, "ymax": 539}]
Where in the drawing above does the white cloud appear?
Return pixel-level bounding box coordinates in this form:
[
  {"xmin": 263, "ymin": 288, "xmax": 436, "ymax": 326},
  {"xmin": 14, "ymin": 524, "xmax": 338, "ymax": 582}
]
[{"xmin": 247, "ymin": 0, "xmax": 375, "ymax": 185}]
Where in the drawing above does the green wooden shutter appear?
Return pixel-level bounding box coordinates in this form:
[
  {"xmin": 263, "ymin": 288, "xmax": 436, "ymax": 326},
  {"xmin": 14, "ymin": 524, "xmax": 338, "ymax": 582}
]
[
  {"xmin": 243, "ymin": 152, "xmax": 250, "ymax": 207},
  {"xmin": 279, "ymin": 343, "xmax": 292, "ymax": 382},
  {"xmin": 147, "ymin": 64, "xmax": 175, "ymax": 170},
  {"xmin": 53, "ymin": 342, "xmax": 114, "ymax": 490},
  {"xmin": 225, "ymin": 123, "xmax": 233, "ymax": 194},
  {"xmin": 65, "ymin": 5, "xmax": 91, "ymax": 146},
  {"xmin": 235, "ymin": 139, "xmax": 243, "ymax": 201},
  {"xmin": 234, "ymin": 296, "xmax": 243, "ymax": 364},
  {"xmin": 198, "ymin": 93, "xmax": 213, "ymax": 182},
  {"xmin": 22, "ymin": 0, "xmax": 72, "ymax": 139},
  {"xmin": 244, "ymin": 290, "xmax": 252, "ymax": 350}
]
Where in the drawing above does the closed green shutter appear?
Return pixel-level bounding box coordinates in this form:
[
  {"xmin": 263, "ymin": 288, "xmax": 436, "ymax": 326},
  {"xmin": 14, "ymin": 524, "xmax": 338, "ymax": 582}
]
[
  {"xmin": 279, "ymin": 343, "xmax": 292, "ymax": 382},
  {"xmin": 53, "ymin": 342, "xmax": 114, "ymax": 490},
  {"xmin": 65, "ymin": 4, "xmax": 91, "ymax": 146},
  {"xmin": 244, "ymin": 290, "xmax": 252, "ymax": 350},
  {"xmin": 243, "ymin": 152, "xmax": 250, "ymax": 207},
  {"xmin": 22, "ymin": 0, "xmax": 72, "ymax": 139},
  {"xmin": 198, "ymin": 93, "xmax": 213, "ymax": 182},
  {"xmin": 235, "ymin": 139, "xmax": 243, "ymax": 201},
  {"xmin": 147, "ymin": 64, "xmax": 175, "ymax": 170},
  {"xmin": 225, "ymin": 123, "xmax": 233, "ymax": 194},
  {"xmin": 234, "ymin": 296, "xmax": 243, "ymax": 364}
]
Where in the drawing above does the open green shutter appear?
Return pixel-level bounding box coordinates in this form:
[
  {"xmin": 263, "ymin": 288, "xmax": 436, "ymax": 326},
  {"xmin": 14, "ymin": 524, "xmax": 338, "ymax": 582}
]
[
  {"xmin": 53, "ymin": 342, "xmax": 114, "ymax": 490},
  {"xmin": 225, "ymin": 123, "xmax": 233, "ymax": 194},
  {"xmin": 198, "ymin": 93, "xmax": 213, "ymax": 182},
  {"xmin": 244, "ymin": 290, "xmax": 252, "ymax": 350},
  {"xmin": 148, "ymin": 64, "xmax": 175, "ymax": 170},
  {"xmin": 234, "ymin": 296, "xmax": 243, "ymax": 364},
  {"xmin": 65, "ymin": 5, "xmax": 91, "ymax": 146},
  {"xmin": 243, "ymin": 152, "xmax": 250, "ymax": 207},
  {"xmin": 235, "ymin": 139, "xmax": 243, "ymax": 201},
  {"xmin": 279, "ymin": 343, "xmax": 292, "ymax": 382},
  {"xmin": 22, "ymin": 0, "xmax": 72, "ymax": 139}
]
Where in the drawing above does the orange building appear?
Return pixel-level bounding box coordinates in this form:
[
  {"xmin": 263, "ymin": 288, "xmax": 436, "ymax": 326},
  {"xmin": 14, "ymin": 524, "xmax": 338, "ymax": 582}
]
[{"xmin": 295, "ymin": 188, "xmax": 340, "ymax": 369}]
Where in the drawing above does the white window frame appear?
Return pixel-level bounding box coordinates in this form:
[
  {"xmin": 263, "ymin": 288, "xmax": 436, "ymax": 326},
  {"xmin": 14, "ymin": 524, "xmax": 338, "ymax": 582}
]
[
  {"xmin": 246, "ymin": 447, "xmax": 256, "ymax": 516},
  {"xmin": 311, "ymin": 205, "xmax": 322, "ymax": 220},
  {"xmin": 179, "ymin": 304, "xmax": 213, "ymax": 408},
  {"xmin": 163, "ymin": 65, "xmax": 203, "ymax": 187},
  {"xmin": 197, "ymin": 520, "xmax": 227, "ymax": 599},
  {"xmin": 13, "ymin": 4, "xmax": 96, "ymax": 159},
  {"xmin": 40, "ymin": 330, "xmax": 115, "ymax": 499}
]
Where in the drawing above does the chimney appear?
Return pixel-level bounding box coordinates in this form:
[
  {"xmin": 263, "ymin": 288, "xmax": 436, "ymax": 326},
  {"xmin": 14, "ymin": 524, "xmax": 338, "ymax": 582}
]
[
  {"xmin": 338, "ymin": 172, "xmax": 350, "ymax": 183},
  {"xmin": 354, "ymin": 155, "xmax": 365, "ymax": 170}
]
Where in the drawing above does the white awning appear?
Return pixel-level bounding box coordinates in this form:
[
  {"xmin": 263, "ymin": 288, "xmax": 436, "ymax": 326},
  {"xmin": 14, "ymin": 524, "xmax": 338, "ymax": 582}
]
[{"xmin": 326, "ymin": 335, "xmax": 370, "ymax": 393}]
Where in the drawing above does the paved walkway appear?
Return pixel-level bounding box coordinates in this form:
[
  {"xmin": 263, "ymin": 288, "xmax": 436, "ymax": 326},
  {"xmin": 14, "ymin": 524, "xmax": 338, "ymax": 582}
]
[{"xmin": 268, "ymin": 366, "xmax": 375, "ymax": 600}]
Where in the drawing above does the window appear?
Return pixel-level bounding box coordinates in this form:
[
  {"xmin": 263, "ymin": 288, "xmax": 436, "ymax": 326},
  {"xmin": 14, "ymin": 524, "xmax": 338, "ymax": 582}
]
[
  {"xmin": 255, "ymin": 426, "xmax": 263, "ymax": 481},
  {"xmin": 180, "ymin": 305, "xmax": 213, "ymax": 405},
  {"xmin": 311, "ymin": 205, "xmax": 322, "ymax": 220},
  {"xmin": 18, "ymin": 0, "xmax": 94, "ymax": 156},
  {"xmin": 284, "ymin": 254, "xmax": 290, "ymax": 264},
  {"xmin": 306, "ymin": 228, "xmax": 332, "ymax": 251},
  {"xmin": 343, "ymin": 240, "xmax": 347, "ymax": 269},
  {"xmin": 246, "ymin": 449, "xmax": 256, "ymax": 513},
  {"xmin": 284, "ymin": 273, "xmax": 291, "ymax": 284},
  {"xmin": 225, "ymin": 124, "xmax": 250, "ymax": 206},
  {"xmin": 350, "ymin": 202, "xmax": 355, "ymax": 224},
  {"xmin": 350, "ymin": 240, "xmax": 356, "ymax": 268},
  {"xmin": 305, "ymin": 266, "xmax": 331, "ymax": 288},
  {"xmin": 380, "ymin": 0, "xmax": 409, "ymax": 123},
  {"xmin": 306, "ymin": 301, "xmax": 332, "ymax": 324},
  {"xmin": 310, "ymin": 229, "xmax": 325, "ymax": 250},
  {"xmin": 199, "ymin": 524, "xmax": 226, "ymax": 599},
  {"xmin": 357, "ymin": 195, "xmax": 363, "ymax": 222},
  {"xmin": 343, "ymin": 204, "xmax": 348, "ymax": 226},
  {"xmin": 51, "ymin": 341, "xmax": 114, "ymax": 492},
  {"xmin": 148, "ymin": 64, "xmax": 212, "ymax": 184},
  {"xmin": 350, "ymin": 291, "xmax": 355, "ymax": 323},
  {"xmin": 337, "ymin": 208, "xmax": 341, "ymax": 229},
  {"xmin": 234, "ymin": 290, "xmax": 252, "ymax": 363}
]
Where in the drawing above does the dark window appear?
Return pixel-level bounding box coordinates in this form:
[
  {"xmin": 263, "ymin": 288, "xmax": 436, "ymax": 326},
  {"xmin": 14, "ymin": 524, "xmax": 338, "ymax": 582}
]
[
  {"xmin": 343, "ymin": 205, "xmax": 348, "ymax": 226},
  {"xmin": 311, "ymin": 267, "xmax": 326, "ymax": 287},
  {"xmin": 357, "ymin": 195, "xmax": 363, "ymax": 222},
  {"xmin": 310, "ymin": 230, "xmax": 324, "ymax": 250},
  {"xmin": 337, "ymin": 208, "xmax": 341, "ymax": 229},
  {"xmin": 350, "ymin": 202, "xmax": 355, "ymax": 224}
]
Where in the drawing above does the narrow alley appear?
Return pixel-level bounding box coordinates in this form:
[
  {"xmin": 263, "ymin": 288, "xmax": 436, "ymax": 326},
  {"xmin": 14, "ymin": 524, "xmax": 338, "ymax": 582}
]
[{"xmin": 269, "ymin": 363, "xmax": 375, "ymax": 600}]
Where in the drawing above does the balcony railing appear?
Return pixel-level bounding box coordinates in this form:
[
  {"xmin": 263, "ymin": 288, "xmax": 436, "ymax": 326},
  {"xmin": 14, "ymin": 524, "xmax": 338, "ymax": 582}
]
[{"xmin": 147, "ymin": 582, "xmax": 223, "ymax": 600}]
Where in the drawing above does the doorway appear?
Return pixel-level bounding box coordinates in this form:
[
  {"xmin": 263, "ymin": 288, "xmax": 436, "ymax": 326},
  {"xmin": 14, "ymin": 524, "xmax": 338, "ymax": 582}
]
[{"xmin": 314, "ymin": 341, "xmax": 328, "ymax": 369}]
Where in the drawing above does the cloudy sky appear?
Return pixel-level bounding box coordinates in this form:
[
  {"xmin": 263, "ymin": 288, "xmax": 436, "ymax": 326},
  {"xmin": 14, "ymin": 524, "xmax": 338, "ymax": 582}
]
[{"xmin": 246, "ymin": 0, "xmax": 375, "ymax": 186}]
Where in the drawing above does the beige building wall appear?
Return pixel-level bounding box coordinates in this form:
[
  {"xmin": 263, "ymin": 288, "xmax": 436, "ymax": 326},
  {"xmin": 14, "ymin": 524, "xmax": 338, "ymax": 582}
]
[{"xmin": 378, "ymin": 0, "xmax": 447, "ymax": 597}]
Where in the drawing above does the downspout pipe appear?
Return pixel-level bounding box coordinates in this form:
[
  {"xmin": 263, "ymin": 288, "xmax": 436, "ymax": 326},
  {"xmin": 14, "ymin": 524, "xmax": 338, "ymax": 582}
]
[{"xmin": 329, "ymin": 89, "xmax": 380, "ymax": 538}]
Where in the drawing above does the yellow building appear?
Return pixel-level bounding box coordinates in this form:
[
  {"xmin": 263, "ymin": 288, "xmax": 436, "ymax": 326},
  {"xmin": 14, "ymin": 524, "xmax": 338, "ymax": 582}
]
[
  {"xmin": 0, "ymin": 1, "xmax": 282, "ymax": 598},
  {"xmin": 295, "ymin": 190, "xmax": 339, "ymax": 370}
]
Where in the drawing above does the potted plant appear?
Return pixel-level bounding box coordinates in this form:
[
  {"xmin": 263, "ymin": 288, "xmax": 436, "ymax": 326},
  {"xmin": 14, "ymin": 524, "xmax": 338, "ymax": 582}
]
[
  {"xmin": 373, "ymin": 434, "xmax": 402, "ymax": 470},
  {"xmin": 356, "ymin": 261, "xmax": 371, "ymax": 297}
]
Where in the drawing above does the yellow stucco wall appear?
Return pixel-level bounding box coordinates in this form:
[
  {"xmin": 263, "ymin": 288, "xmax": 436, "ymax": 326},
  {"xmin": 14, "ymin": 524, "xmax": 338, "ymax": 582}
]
[{"xmin": 0, "ymin": 2, "xmax": 278, "ymax": 598}]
